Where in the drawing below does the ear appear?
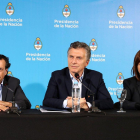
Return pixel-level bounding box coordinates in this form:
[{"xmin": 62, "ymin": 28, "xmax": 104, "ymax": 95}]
[
  {"xmin": 85, "ymin": 60, "xmax": 90, "ymax": 67},
  {"xmin": 5, "ymin": 69, "xmax": 8, "ymax": 75}
]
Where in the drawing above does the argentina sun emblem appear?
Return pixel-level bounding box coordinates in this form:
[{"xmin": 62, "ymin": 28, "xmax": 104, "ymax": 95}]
[
  {"xmin": 7, "ymin": 71, "xmax": 13, "ymax": 77},
  {"xmin": 34, "ymin": 38, "xmax": 42, "ymax": 51},
  {"xmin": 6, "ymin": 2, "xmax": 14, "ymax": 16},
  {"xmin": 117, "ymin": 6, "xmax": 125, "ymax": 18},
  {"xmin": 116, "ymin": 72, "xmax": 124, "ymax": 85},
  {"xmin": 62, "ymin": 5, "xmax": 71, "ymax": 18},
  {"xmin": 89, "ymin": 39, "xmax": 98, "ymax": 52}
]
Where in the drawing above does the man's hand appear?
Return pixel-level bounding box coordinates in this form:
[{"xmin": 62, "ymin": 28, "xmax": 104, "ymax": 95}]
[
  {"xmin": 66, "ymin": 96, "xmax": 89, "ymax": 110},
  {"xmin": 0, "ymin": 105, "xmax": 9, "ymax": 111},
  {"xmin": 80, "ymin": 98, "xmax": 89, "ymax": 110},
  {"xmin": 66, "ymin": 96, "xmax": 72, "ymax": 108},
  {"xmin": 0, "ymin": 101, "xmax": 12, "ymax": 111}
]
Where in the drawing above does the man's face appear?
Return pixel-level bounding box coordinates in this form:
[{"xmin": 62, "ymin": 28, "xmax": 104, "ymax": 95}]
[
  {"xmin": 68, "ymin": 48, "xmax": 89, "ymax": 77},
  {"xmin": 0, "ymin": 59, "xmax": 7, "ymax": 84}
]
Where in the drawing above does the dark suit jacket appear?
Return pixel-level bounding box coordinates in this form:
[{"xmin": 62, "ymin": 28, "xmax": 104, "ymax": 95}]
[
  {"xmin": 123, "ymin": 76, "xmax": 140, "ymax": 110},
  {"xmin": 2, "ymin": 75, "xmax": 31, "ymax": 109},
  {"xmin": 43, "ymin": 67, "xmax": 113, "ymax": 109}
]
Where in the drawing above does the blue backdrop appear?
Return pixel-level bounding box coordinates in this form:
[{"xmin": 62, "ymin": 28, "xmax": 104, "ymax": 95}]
[{"xmin": 0, "ymin": 0, "xmax": 139, "ymax": 108}]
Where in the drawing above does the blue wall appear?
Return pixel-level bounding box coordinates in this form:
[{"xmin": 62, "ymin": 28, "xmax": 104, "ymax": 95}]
[{"xmin": 0, "ymin": 0, "xmax": 139, "ymax": 108}]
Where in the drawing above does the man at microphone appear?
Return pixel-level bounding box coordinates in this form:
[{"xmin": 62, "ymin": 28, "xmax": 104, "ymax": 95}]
[
  {"xmin": 0, "ymin": 54, "xmax": 31, "ymax": 111},
  {"xmin": 43, "ymin": 41, "xmax": 113, "ymax": 110}
]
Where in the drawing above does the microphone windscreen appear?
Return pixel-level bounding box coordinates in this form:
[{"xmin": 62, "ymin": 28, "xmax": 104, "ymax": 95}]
[{"xmin": 75, "ymin": 73, "xmax": 79, "ymax": 79}]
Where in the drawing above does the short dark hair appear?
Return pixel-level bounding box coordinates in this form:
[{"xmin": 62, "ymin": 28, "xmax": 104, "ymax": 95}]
[
  {"xmin": 67, "ymin": 41, "xmax": 91, "ymax": 60},
  {"xmin": 0, "ymin": 54, "xmax": 11, "ymax": 69},
  {"xmin": 131, "ymin": 50, "xmax": 140, "ymax": 80}
]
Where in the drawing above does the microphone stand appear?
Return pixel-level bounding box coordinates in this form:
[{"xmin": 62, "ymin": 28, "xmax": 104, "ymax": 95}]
[
  {"xmin": 80, "ymin": 82, "xmax": 101, "ymax": 113},
  {"xmin": 75, "ymin": 73, "xmax": 101, "ymax": 113},
  {"xmin": 89, "ymin": 96, "xmax": 101, "ymax": 113},
  {"xmin": 6, "ymin": 87, "xmax": 21, "ymax": 116}
]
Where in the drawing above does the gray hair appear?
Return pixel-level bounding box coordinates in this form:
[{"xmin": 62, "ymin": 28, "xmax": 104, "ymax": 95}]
[{"xmin": 67, "ymin": 41, "xmax": 91, "ymax": 60}]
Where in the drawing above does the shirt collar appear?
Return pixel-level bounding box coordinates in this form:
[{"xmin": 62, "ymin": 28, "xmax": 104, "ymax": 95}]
[
  {"xmin": 69, "ymin": 71, "xmax": 84, "ymax": 82},
  {"xmin": 0, "ymin": 80, "xmax": 3, "ymax": 88}
]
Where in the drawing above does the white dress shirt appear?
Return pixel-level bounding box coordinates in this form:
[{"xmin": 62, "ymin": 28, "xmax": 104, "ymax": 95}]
[
  {"xmin": 0, "ymin": 81, "xmax": 3, "ymax": 101},
  {"xmin": 63, "ymin": 72, "xmax": 91, "ymax": 108},
  {"xmin": 0, "ymin": 80, "xmax": 18, "ymax": 108}
]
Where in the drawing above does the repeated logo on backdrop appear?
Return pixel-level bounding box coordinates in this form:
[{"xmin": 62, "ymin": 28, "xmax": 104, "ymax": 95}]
[
  {"xmin": 109, "ymin": 5, "xmax": 133, "ymax": 29},
  {"xmin": 34, "ymin": 38, "xmax": 42, "ymax": 51},
  {"xmin": 6, "ymin": 2, "xmax": 14, "ymax": 16},
  {"xmin": 1, "ymin": 1, "xmax": 137, "ymax": 107},
  {"xmin": 116, "ymin": 72, "xmax": 124, "ymax": 85},
  {"xmin": 7, "ymin": 71, "xmax": 13, "ymax": 76},
  {"xmin": 35, "ymin": 105, "xmax": 40, "ymax": 110},
  {"xmin": 62, "ymin": 5, "xmax": 71, "ymax": 18},
  {"xmin": 117, "ymin": 6, "xmax": 125, "ymax": 18},
  {"xmin": 89, "ymin": 39, "xmax": 98, "ymax": 52}
]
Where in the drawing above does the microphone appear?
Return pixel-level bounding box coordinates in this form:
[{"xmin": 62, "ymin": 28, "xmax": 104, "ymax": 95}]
[
  {"xmin": 75, "ymin": 73, "xmax": 80, "ymax": 79},
  {"xmin": 75, "ymin": 73, "xmax": 101, "ymax": 113},
  {"xmin": 5, "ymin": 86, "xmax": 21, "ymax": 116},
  {"xmin": 75, "ymin": 73, "xmax": 95, "ymax": 96},
  {"xmin": 85, "ymin": 79, "xmax": 109, "ymax": 98}
]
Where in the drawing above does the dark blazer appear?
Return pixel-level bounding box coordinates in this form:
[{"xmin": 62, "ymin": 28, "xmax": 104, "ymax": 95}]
[
  {"xmin": 123, "ymin": 76, "xmax": 140, "ymax": 110},
  {"xmin": 43, "ymin": 67, "xmax": 113, "ymax": 109},
  {"xmin": 2, "ymin": 75, "xmax": 31, "ymax": 109}
]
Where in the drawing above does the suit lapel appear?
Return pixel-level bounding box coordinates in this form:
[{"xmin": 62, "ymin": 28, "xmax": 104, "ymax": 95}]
[
  {"xmin": 2, "ymin": 85, "xmax": 8, "ymax": 101},
  {"xmin": 2, "ymin": 76, "xmax": 9, "ymax": 101},
  {"xmin": 81, "ymin": 68, "xmax": 89, "ymax": 98},
  {"xmin": 65, "ymin": 68, "xmax": 72, "ymax": 96},
  {"xmin": 136, "ymin": 80, "xmax": 140, "ymax": 95},
  {"xmin": 81, "ymin": 79, "xmax": 88, "ymax": 98},
  {"xmin": 65, "ymin": 68, "xmax": 89, "ymax": 97}
]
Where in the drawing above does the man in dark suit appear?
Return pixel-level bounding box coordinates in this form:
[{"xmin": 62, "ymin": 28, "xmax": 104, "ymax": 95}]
[
  {"xmin": 0, "ymin": 54, "xmax": 31, "ymax": 111},
  {"xmin": 43, "ymin": 41, "xmax": 113, "ymax": 110}
]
